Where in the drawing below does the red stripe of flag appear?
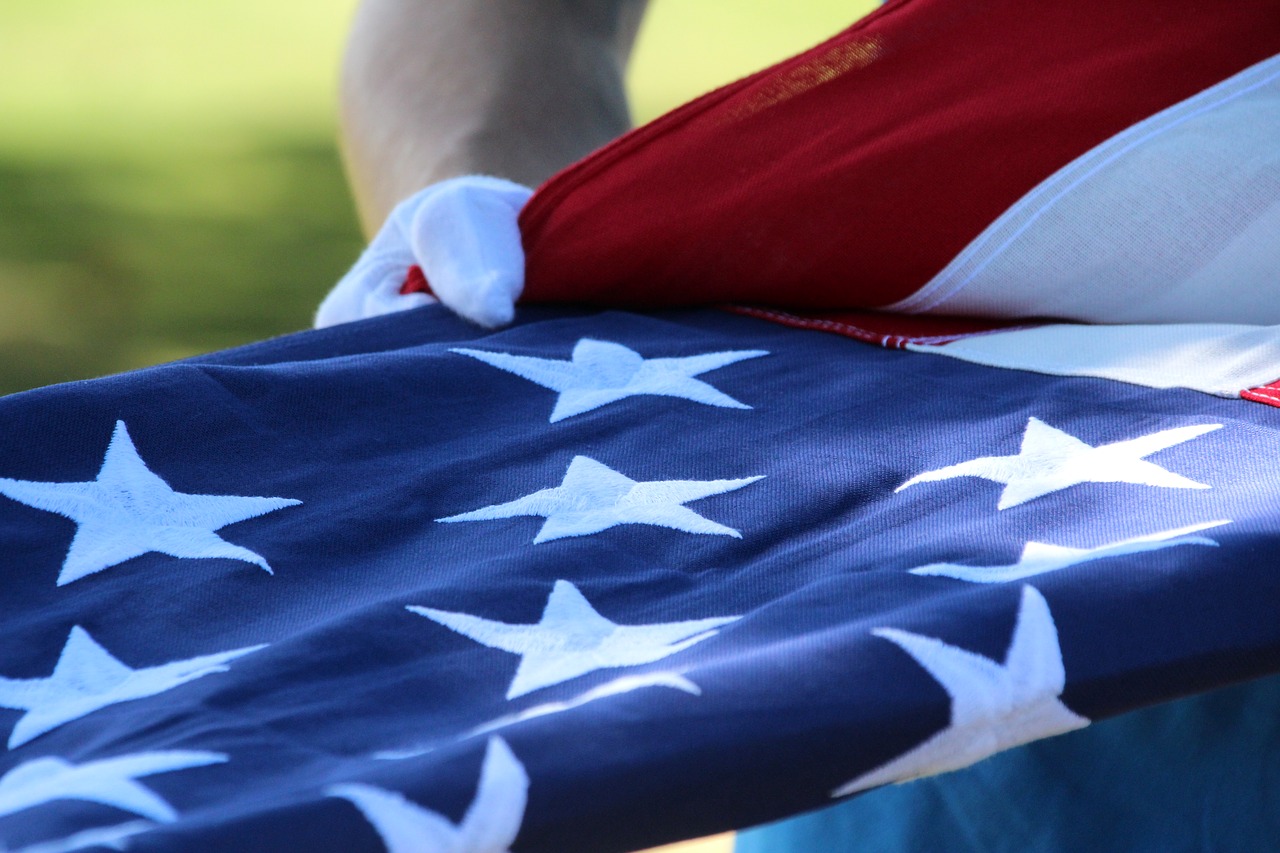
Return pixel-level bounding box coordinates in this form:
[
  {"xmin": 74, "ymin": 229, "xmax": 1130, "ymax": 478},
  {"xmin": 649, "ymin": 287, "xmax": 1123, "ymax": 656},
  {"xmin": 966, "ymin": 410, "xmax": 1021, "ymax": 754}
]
[
  {"xmin": 519, "ymin": 0, "xmax": 1280, "ymax": 313},
  {"xmin": 1243, "ymin": 380, "xmax": 1280, "ymax": 409}
]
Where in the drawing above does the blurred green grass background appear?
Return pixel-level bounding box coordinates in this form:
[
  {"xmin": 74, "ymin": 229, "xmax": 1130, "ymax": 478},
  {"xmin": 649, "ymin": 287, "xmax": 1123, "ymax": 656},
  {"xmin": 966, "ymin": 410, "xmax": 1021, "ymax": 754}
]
[{"xmin": 0, "ymin": 0, "xmax": 875, "ymax": 396}]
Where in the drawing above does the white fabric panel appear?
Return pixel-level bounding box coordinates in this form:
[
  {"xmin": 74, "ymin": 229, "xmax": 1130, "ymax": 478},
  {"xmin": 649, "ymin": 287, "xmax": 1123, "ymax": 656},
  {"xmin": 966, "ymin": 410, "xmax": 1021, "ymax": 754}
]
[
  {"xmin": 907, "ymin": 323, "xmax": 1280, "ymax": 397},
  {"xmin": 890, "ymin": 53, "xmax": 1280, "ymax": 324}
]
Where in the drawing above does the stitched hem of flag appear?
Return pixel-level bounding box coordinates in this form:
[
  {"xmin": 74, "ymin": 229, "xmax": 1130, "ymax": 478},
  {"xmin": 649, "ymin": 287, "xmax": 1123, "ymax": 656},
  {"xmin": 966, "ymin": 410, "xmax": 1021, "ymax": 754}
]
[
  {"xmin": 733, "ymin": 307, "xmax": 1280, "ymax": 409},
  {"xmin": 723, "ymin": 305, "xmax": 1037, "ymax": 349},
  {"xmin": 1242, "ymin": 380, "xmax": 1280, "ymax": 409}
]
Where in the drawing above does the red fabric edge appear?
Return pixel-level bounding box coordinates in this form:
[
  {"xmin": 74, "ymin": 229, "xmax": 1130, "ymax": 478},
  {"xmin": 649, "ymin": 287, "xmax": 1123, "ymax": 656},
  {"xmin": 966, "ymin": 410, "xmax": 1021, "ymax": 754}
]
[
  {"xmin": 724, "ymin": 305, "xmax": 1035, "ymax": 349},
  {"xmin": 400, "ymin": 265, "xmax": 434, "ymax": 297},
  {"xmin": 1242, "ymin": 381, "xmax": 1280, "ymax": 409}
]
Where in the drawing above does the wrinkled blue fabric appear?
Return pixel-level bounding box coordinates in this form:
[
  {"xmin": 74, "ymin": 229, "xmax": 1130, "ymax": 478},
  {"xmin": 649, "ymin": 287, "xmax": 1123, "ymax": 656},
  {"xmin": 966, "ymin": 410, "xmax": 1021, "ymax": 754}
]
[{"xmin": 737, "ymin": 675, "xmax": 1280, "ymax": 853}]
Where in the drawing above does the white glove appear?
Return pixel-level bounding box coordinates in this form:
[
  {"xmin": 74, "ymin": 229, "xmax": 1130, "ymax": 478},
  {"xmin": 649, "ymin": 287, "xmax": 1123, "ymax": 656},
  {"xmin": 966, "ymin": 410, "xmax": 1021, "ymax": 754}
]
[{"xmin": 316, "ymin": 175, "xmax": 534, "ymax": 329}]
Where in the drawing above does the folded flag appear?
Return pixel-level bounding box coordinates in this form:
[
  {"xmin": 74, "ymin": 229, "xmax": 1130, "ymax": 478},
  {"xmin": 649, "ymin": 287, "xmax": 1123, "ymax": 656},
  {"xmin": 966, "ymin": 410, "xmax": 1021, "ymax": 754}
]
[{"xmin": 0, "ymin": 305, "xmax": 1278, "ymax": 851}]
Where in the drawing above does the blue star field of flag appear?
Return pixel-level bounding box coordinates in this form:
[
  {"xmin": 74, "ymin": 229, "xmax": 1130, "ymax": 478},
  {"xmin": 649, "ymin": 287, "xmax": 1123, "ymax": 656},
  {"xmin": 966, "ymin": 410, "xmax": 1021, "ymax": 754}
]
[{"xmin": 0, "ymin": 305, "xmax": 1278, "ymax": 852}]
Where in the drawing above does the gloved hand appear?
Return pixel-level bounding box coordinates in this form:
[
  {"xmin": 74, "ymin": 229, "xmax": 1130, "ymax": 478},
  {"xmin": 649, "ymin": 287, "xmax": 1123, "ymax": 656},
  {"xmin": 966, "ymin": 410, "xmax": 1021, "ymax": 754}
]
[{"xmin": 316, "ymin": 175, "xmax": 534, "ymax": 329}]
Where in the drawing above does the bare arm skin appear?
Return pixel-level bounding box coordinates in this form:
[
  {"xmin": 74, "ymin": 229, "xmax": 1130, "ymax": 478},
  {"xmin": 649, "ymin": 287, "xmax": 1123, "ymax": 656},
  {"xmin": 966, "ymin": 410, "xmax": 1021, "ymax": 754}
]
[{"xmin": 340, "ymin": 0, "xmax": 649, "ymax": 234}]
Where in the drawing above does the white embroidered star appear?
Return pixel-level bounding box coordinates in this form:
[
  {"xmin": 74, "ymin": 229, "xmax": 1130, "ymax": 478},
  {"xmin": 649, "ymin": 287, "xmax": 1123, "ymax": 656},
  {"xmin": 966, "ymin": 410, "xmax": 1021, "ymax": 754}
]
[
  {"xmin": 451, "ymin": 339, "xmax": 768, "ymax": 422},
  {"xmin": 437, "ymin": 455, "xmax": 764, "ymax": 543},
  {"xmin": 328, "ymin": 737, "xmax": 527, "ymax": 853},
  {"xmin": 896, "ymin": 417, "xmax": 1220, "ymax": 509},
  {"xmin": 0, "ymin": 626, "xmax": 265, "ymax": 748},
  {"xmin": 0, "ymin": 751, "xmax": 225, "ymax": 823},
  {"xmin": 6, "ymin": 820, "xmax": 155, "ymax": 853},
  {"xmin": 832, "ymin": 586, "xmax": 1089, "ymax": 797},
  {"xmin": 910, "ymin": 520, "xmax": 1227, "ymax": 583},
  {"xmin": 409, "ymin": 580, "xmax": 739, "ymax": 699},
  {"xmin": 0, "ymin": 421, "xmax": 301, "ymax": 585}
]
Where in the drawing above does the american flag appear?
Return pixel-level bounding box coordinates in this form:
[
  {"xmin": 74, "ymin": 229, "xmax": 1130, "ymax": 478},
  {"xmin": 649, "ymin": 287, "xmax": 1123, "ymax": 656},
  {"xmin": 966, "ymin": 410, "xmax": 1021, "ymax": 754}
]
[
  {"xmin": 3, "ymin": 0, "xmax": 1279, "ymax": 849},
  {"xmin": 0, "ymin": 303, "xmax": 1278, "ymax": 852}
]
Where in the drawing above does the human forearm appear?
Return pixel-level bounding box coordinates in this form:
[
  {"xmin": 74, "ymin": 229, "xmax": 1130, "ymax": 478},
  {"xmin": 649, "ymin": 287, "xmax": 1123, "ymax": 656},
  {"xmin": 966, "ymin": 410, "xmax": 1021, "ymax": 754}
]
[{"xmin": 340, "ymin": 0, "xmax": 648, "ymax": 234}]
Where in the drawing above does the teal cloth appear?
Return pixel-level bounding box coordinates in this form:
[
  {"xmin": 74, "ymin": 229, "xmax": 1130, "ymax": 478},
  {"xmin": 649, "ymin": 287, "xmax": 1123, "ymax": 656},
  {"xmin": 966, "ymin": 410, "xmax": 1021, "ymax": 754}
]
[{"xmin": 736, "ymin": 675, "xmax": 1280, "ymax": 853}]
